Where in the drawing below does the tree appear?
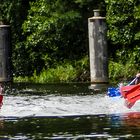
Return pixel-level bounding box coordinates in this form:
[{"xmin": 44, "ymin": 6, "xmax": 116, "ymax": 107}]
[
  {"xmin": 17, "ymin": 0, "xmax": 105, "ymax": 76},
  {"xmin": 106, "ymin": 0, "xmax": 140, "ymax": 79},
  {"xmin": 105, "ymin": 0, "xmax": 140, "ymax": 63}
]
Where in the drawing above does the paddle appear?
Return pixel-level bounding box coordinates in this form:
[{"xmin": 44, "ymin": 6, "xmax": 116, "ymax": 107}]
[
  {"xmin": 107, "ymin": 77, "xmax": 137, "ymax": 97},
  {"xmin": 127, "ymin": 77, "xmax": 138, "ymax": 85}
]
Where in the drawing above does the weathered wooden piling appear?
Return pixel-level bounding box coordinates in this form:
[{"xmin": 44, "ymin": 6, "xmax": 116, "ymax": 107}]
[
  {"xmin": 0, "ymin": 25, "xmax": 12, "ymax": 82},
  {"xmin": 88, "ymin": 10, "xmax": 108, "ymax": 90}
]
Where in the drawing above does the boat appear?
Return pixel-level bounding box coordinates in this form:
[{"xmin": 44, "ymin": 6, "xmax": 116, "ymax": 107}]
[
  {"xmin": 107, "ymin": 78, "xmax": 140, "ymax": 108},
  {"xmin": 120, "ymin": 84, "xmax": 140, "ymax": 108}
]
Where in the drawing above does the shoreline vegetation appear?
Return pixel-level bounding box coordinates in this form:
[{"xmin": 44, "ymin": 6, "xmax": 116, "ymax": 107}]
[
  {"xmin": 1, "ymin": 0, "xmax": 139, "ymax": 84},
  {"xmin": 14, "ymin": 56, "xmax": 139, "ymax": 84}
]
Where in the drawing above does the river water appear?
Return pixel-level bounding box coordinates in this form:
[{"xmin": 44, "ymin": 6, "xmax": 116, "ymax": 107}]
[{"xmin": 0, "ymin": 83, "xmax": 140, "ymax": 139}]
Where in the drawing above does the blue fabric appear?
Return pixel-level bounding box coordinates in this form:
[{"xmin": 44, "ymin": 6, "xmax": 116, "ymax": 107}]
[{"xmin": 107, "ymin": 87, "xmax": 121, "ymax": 97}]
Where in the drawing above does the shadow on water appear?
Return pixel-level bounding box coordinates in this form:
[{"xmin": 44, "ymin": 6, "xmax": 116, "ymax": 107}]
[
  {"xmin": 7, "ymin": 82, "xmax": 90, "ymax": 95},
  {"xmin": 0, "ymin": 83, "xmax": 140, "ymax": 139},
  {"xmin": 4, "ymin": 82, "xmax": 107, "ymax": 96}
]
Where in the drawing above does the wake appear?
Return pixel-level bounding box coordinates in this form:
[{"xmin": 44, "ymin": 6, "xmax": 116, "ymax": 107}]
[{"xmin": 1, "ymin": 94, "xmax": 140, "ymax": 117}]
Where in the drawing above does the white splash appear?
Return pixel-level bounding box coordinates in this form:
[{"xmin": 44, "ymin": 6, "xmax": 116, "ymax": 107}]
[{"xmin": 0, "ymin": 94, "xmax": 140, "ymax": 117}]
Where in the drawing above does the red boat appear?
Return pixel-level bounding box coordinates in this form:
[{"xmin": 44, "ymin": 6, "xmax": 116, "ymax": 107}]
[
  {"xmin": 120, "ymin": 84, "xmax": 140, "ymax": 108},
  {"xmin": 0, "ymin": 95, "xmax": 3, "ymax": 108},
  {"xmin": 0, "ymin": 85, "xmax": 3, "ymax": 108}
]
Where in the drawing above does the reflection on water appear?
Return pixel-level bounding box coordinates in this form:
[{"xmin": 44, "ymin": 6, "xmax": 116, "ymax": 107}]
[
  {"xmin": 0, "ymin": 113, "xmax": 140, "ymax": 139},
  {"xmin": 122, "ymin": 112, "xmax": 140, "ymax": 127},
  {"xmin": 0, "ymin": 83, "xmax": 140, "ymax": 139}
]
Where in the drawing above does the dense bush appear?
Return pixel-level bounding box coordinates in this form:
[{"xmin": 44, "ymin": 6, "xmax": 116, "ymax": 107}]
[
  {"xmin": 0, "ymin": 0, "xmax": 139, "ymax": 83},
  {"xmin": 17, "ymin": 0, "xmax": 104, "ymax": 77},
  {"xmin": 106, "ymin": 0, "xmax": 140, "ymax": 59},
  {"xmin": 106, "ymin": 0, "xmax": 140, "ymax": 81},
  {"xmin": 14, "ymin": 56, "xmax": 90, "ymax": 83}
]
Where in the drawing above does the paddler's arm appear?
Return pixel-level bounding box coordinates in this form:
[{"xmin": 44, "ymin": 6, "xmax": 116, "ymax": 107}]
[{"xmin": 135, "ymin": 73, "xmax": 140, "ymax": 85}]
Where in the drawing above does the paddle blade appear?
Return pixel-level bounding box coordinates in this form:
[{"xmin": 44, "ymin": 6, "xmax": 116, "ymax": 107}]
[{"xmin": 107, "ymin": 87, "xmax": 121, "ymax": 97}]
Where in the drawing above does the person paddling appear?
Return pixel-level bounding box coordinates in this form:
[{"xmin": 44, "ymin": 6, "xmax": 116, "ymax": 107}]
[
  {"xmin": 135, "ymin": 73, "xmax": 140, "ymax": 85},
  {"xmin": 123, "ymin": 73, "xmax": 140, "ymax": 108}
]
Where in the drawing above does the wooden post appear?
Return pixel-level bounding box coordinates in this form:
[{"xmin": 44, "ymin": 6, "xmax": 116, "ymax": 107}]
[
  {"xmin": 0, "ymin": 25, "xmax": 12, "ymax": 83},
  {"xmin": 88, "ymin": 10, "xmax": 108, "ymax": 90}
]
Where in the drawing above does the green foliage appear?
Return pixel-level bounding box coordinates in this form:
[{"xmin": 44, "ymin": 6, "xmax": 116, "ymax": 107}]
[
  {"xmin": 105, "ymin": 0, "xmax": 139, "ymax": 45},
  {"xmin": 0, "ymin": 0, "xmax": 11, "ymax": 23},
  {"xmin": 1, "ymin": 0, "xmax": 140, "ymax": 83},
  {"xmin": 109, "ymin": 60, "xmax": 138, "ymax": 82},
  {"xmin": 19, "ymin": 0, "xmax": 84, "ymax": 76},
  {"xmin": 0, "ymin": 0, "xmax": 30, "ymax": 39},
  {"xmin": 106, "ymin": 0, "xmax": 140, "ymax": 82},
  {"xmin": 105, "ymin": 0, "xmax": 140, "ymax": 66},
  {"xmin": 14, "ymin": 56, "xmax": 90, "ymax": 83},
  {"xmin": 109, "ymin": 61, "xmax": 125, "ymax": 81},
  {"xmin": 16, "ymin": 0, "xmax": 104, "ymax": 77},
  {"xmin": 109, "ymin": 46, "xmax": 140, "ymax": 82},
  {"xmin": 35, "ymin": 63, "xmax": 77, "ymax": 83},
  {"xmin": 116, "ymin": 46, "xmax": 140, "ymax": 65},
  {"xmin": 0, "ymin": 0, "xmax": 33, "ymax": 76},
  {"xmin": 74, "ymin": 56, "xmax": 90, "ymax": 81},
  {"xmin": 1, "ymin": 0, "xmax": 104, "ymax": 82}
]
